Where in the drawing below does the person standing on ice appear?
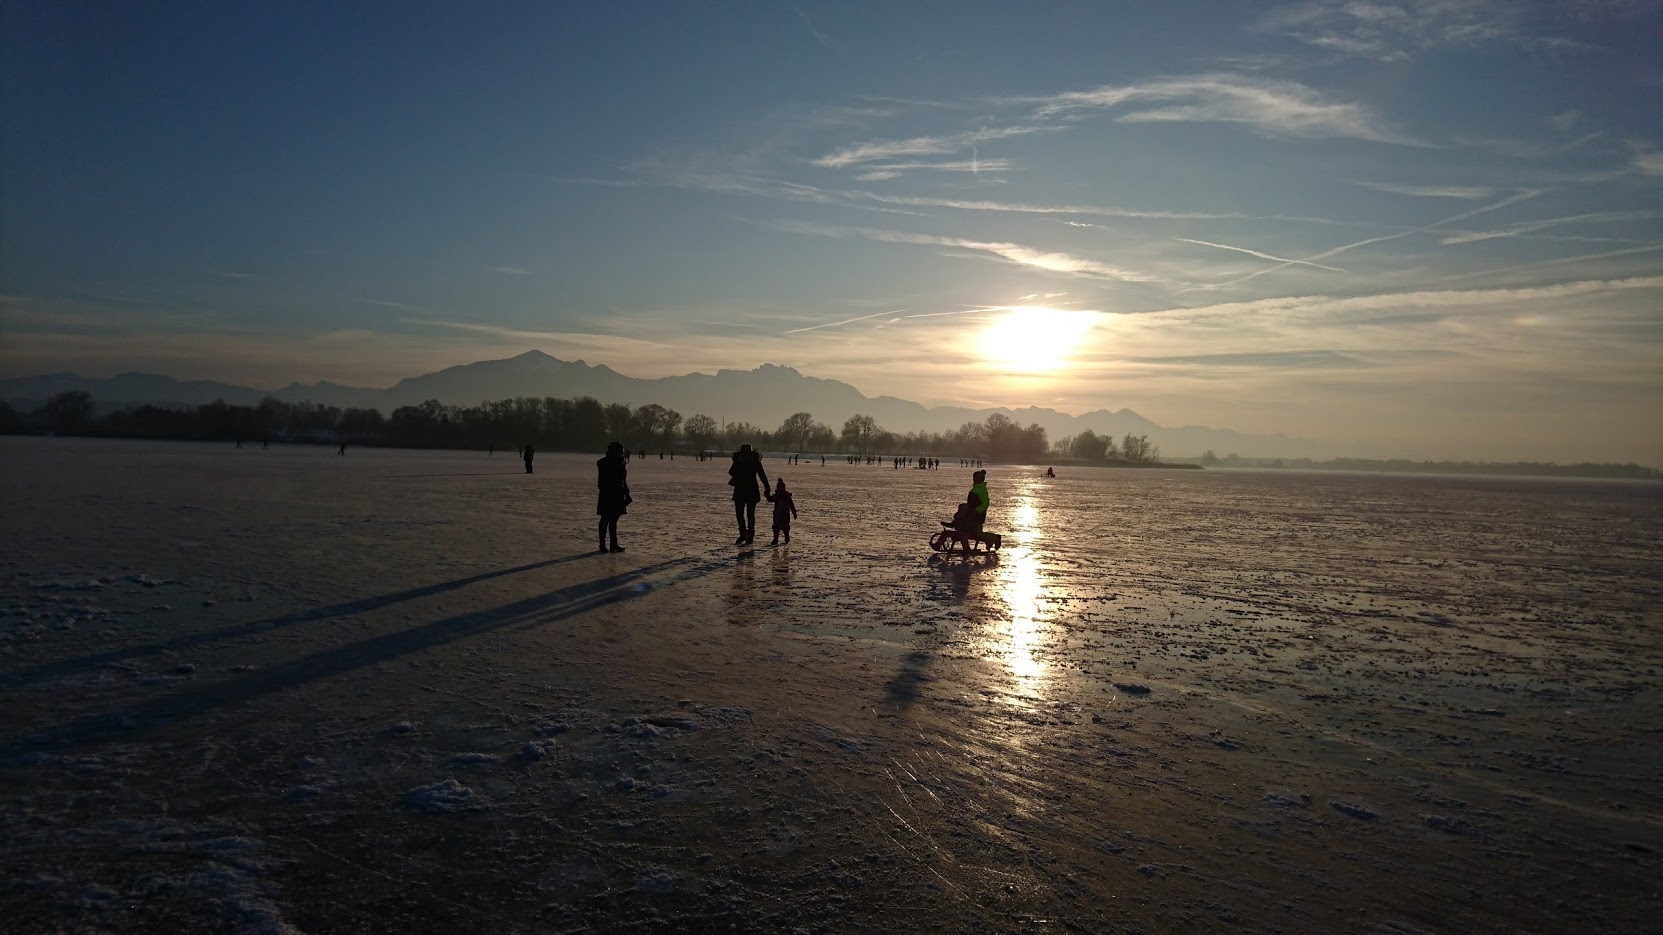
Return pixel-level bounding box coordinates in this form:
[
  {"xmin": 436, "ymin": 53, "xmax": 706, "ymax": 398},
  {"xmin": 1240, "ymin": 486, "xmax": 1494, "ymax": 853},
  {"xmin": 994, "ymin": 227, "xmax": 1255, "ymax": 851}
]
[
  {"xmin": 769, "ymin": 478, "xmax": 797, "ymax": 546},
  {"xmin": 596, "ymin": 441, "xmax": 629, "ymax": 553},
  {"xmin": 728, "ymin": 444, "xmax": 771, "ymax": 545},
  {"xmin": 522, "ymin": 442, "xmax": 535, "ymax": 474}
]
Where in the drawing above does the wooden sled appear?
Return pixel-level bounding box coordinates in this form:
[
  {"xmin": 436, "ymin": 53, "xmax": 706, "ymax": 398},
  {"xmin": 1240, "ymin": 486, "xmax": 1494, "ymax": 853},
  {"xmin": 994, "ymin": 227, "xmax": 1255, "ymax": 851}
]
[{"xmin": 930, "ymin": 525, "xmax": 1003, "ymax": 553}]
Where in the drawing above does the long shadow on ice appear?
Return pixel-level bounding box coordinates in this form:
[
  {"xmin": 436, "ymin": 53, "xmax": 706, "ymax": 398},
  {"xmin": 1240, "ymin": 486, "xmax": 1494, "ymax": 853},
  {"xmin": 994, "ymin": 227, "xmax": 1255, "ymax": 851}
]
[
  {"xmin": 4, "ymin": 552, "xmax": 605, "ymax": 686},
  {"xmin": 386, "ymin": 471, "xmax": 530, "ymax": 477},
  {"xmin": 925, "ymin": 551, "xmax": 997, "ymax": 604},
  {"xmin": 5, "ymin": 553, "xmax": 746, "ymax": 753},
  {"xmin": 883, "ymin": 651, "xmax": 935, "ymax": 710}
]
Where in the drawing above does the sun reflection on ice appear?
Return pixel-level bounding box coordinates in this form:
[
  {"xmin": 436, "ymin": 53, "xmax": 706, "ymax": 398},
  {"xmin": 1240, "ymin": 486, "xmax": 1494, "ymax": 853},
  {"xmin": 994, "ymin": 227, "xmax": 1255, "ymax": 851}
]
[{"xmin": 993, "ymin": 492, "xmax": 1050, "ymax": 703}]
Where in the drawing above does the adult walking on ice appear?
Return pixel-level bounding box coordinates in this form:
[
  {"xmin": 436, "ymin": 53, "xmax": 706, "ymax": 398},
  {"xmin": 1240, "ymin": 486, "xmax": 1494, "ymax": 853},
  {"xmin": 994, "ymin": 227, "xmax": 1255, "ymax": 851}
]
[
  {"xmin": 522, "ymin": 443, "xmax": 535, "ymax": 474},
  {"xmin": 597, "ymin": 441, "xmax": 630, "ymax": 553},
  {"xmin": 728, "ymin": 443, "xmax": 771, "ymax": 545}
]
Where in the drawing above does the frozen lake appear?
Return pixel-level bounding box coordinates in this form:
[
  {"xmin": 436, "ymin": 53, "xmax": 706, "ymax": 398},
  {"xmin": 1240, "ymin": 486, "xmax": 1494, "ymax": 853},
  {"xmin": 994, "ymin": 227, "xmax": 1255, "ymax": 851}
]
[{"xmin": 1, "ymin": 437, "xmax": 1659, "ymax": 932}]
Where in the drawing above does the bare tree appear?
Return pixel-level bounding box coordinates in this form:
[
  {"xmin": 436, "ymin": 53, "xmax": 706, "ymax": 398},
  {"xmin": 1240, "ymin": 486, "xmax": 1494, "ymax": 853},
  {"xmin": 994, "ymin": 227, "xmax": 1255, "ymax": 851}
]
[
  {"xmin": 683, "ymin": 414, "xmax": 718, "ymax": 450},
  {"xmin": 42, "ymin": 390, "xmax": 93, "ymax": 433},
  {"xmin": 777, "ymin": 412, "xmax": 815, "ymax": 452},
  {"xmin": 840, "ymin": 414, "xmax": 879, "ymax": 453}
]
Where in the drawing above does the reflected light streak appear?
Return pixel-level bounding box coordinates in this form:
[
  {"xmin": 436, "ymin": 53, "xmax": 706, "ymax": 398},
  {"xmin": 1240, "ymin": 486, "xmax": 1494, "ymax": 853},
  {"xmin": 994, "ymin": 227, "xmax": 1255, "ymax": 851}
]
[
  {"xmin": 1003, "ymin": 548, "xmax": 1046, "ymax": 692},
  {"xmin": 995, "ymin": 490, "xmax": 1050, "ymax": 701}
]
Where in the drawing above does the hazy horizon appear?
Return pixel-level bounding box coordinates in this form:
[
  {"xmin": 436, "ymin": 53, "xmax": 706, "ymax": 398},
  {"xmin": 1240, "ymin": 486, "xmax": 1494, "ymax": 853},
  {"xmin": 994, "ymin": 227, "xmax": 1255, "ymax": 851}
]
[{"xmin": 3, "ymin": 2, "xmax": 1659, "ymax": 464}]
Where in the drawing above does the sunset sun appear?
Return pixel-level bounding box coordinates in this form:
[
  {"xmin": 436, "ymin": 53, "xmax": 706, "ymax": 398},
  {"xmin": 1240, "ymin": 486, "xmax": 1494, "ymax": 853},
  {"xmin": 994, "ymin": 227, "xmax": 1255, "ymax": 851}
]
[{"xmin": 977, "ymin": 306, "xmax": 1097, "ymax": 372}]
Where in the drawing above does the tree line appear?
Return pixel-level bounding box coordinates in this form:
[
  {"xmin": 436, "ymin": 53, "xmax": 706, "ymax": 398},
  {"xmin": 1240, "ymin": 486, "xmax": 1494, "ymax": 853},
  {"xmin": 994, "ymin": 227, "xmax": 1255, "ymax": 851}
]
[
  {"xmin": 1051, "ymin": 428, "xmax": 1163, "ymax": 465},
  {"xmin": 1, "ymin": 390, "xmax": 1140, "ymax": 464}
]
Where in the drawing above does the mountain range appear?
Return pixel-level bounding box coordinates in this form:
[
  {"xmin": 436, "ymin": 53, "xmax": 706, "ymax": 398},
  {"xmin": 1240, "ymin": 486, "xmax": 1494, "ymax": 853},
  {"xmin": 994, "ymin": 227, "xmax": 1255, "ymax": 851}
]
[{"xmin": 0, "ymin": 350, "xmax": 1320, "ymax": 457}]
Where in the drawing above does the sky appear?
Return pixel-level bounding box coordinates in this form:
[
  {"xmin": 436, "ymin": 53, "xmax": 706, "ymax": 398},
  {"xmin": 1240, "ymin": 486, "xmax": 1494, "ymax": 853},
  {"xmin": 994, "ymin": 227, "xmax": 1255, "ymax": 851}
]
[{"xmin": 2, "ymin": 0, "xmax": 1660, "ymax": 463}]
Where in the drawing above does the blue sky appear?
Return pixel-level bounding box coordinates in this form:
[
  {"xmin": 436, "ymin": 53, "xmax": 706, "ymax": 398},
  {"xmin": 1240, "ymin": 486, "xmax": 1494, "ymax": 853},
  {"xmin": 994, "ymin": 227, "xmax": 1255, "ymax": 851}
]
[{"xmin": 3, "ymin": 0, "xmax": 1660, "ymax": 462}]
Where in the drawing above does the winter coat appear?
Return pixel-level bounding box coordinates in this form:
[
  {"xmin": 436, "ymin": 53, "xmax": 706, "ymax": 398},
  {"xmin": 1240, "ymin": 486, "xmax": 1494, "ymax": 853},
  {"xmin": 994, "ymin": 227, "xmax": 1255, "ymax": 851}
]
[{"xmin": 597, "ymin": 453, "xmax": 629, "ymax": 516}]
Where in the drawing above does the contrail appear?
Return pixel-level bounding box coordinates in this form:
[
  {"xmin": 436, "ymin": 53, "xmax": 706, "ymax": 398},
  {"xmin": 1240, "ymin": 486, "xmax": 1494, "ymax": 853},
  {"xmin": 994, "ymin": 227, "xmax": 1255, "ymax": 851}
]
[
  {"xmin": 783, "ymin": 308, "xmax": 908, "ymax": 334},
  {"xmin": 1184, "ymin": 190, "xmax": 1545, "ymax": 292},
  {"xmin": 1174, "ymin": 237, "xmax": 1347, "ymax": 272}
]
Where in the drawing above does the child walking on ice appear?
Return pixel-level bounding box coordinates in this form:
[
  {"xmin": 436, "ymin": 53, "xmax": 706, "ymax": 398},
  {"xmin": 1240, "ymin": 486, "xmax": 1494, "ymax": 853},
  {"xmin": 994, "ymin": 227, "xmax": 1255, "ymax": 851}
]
[{"xmin": 770, "ymin": 479, "xmax": 798, "ymax": 545}]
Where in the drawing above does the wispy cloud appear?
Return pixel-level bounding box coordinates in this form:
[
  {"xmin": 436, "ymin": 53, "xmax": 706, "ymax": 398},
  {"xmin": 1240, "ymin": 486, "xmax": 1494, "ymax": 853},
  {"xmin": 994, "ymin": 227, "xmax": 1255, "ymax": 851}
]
[
  {"xmin": 1633, "ymin": 146, "xmax": 1663, "ymax": 175},
  {"xmin": 357, "ymin": 298, "xmax": 440, "ymax": 313},
  {"xmin": 1252, "ymin": 0, "xmax": 1598, "ymax": 60},
  {"xmin": 1355, "ymin": 181, "xmax": 1495, "ymax": 199},
  {"xmin": 413, "ymin": 318, "xmax": 678, "ymax": 350},
  {"xmin": 813, "ymin": 124, "xmax": 1056, "ymax": 168},
  {"xmin": 1161, "ymin": 275, "xmax": 1663, "ymax": 324},
  {"xmin": 1439, "ymin": 210, "xmax": 1662, "ymax": 245},
  {"xmin": 1028, "ymin": 73, "xmax": 1422, "ymax": 145},
  {"xmin": 855, "ymin": 192, "xmax": 1250, "ymax": 220},
  {"xmin": 1129, "ymin": 350, "xmax": 1367, "ymax": 370},
  {"xmin": 491, "ymin": 266, "xmax": 530, "ymax": 275},
  {"xmin": 766, "ymin": 219, "xmax": 1161, "ymax": 282},
  {"xmin": 1436, "ymin": 242, "xmax": 1663, "ymax": 282},
  {"xmin": 583, "ymin": 161, "xmax": 1354, "ymax": 228},
  {"xmin": 790, "ymin": 5, "xmax": 845, "ymax": 55},
  {"xmin": 852, "ymin": 158, "xmax": 1012, "ymax": 181}
]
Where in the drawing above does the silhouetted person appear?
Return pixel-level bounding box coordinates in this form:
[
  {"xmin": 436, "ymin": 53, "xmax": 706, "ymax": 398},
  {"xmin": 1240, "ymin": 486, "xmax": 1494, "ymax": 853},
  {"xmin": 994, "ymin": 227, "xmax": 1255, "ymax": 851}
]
[
  {"xmin": 262, "ymin": 436, "xmax": 269, "ymax": 450},
  {"xmin": 1045, "ymin": 466, "xmax": 1055, "ymax": 477},
  {"xmin": 597, "ymin": 440, "xmax": 629, "ymax": 552},
  {"xmin": 942, "ymin": 491, "xmax": 980, "ymax": 531},
  {"xmin": 770, "ymin": 478, "xmax": 798, "ymax": 546},
  {"xmin": 235, "ymin": 437, "xmax": 242, "ymax": 449},
  {"xmin": 728, "ymin": 443, "xmax": 771, "ymax": 545},
  {"xmin": 967, "ymin": 469, "xmax": 990, "ymax": 532},
  {"xmin": 337, "ymin": 442, "xmax": 346, "ymax": 456},
  {"xmin": 488, "ymin": 443, "xmax": 494, "ymax": 457},
  {"xmin": 523, "ymin": 443, "xmax": 535, "ymax": 474}
]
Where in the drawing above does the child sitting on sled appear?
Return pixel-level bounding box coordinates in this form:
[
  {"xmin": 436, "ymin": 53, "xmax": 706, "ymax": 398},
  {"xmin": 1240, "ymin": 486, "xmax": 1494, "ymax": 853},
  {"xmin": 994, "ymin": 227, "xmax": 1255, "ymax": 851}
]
[{"xmin": 942, "ymin": 491, "xmax": 982, "ymax": 533}]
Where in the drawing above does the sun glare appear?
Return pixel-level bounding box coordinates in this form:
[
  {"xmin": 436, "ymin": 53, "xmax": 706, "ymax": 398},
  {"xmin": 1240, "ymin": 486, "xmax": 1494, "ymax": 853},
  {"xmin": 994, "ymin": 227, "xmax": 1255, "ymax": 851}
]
[{"xmin": 977, "ymin": 307, "xmax": 1096, "ymax": 372}]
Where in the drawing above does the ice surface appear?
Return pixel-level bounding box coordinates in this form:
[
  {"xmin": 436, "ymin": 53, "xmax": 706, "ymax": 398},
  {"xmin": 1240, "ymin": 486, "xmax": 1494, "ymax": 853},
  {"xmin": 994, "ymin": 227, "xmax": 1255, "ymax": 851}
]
[{"xmin": 0, "ymin": 437, "xmax": 1659, "ymax": 932}]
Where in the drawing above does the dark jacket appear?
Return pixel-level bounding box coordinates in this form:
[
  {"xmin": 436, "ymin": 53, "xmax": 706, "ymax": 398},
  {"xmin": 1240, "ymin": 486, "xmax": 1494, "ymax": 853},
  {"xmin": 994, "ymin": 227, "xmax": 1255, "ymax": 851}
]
[
  {"xmin": 597, "ymin": 453, "xmax": 629, "ymax": 516},
  {"xmin": 772, "ymin": 490, "xmax": 797, "ymax": 525},
  {"xmin": 728, "ymin": 453, "xmax": 770, "ymax": 504}
]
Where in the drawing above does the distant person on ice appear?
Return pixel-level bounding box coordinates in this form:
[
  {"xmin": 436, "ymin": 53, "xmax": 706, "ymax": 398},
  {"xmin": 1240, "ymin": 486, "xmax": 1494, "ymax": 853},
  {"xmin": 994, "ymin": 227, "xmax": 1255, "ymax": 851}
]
[
  {"xmin": 728, "ymin": 443, "xmax": 771, "ymax": 545},
  {"xmin": 522, "ymin": 443, "xmax": 535, "ymax": 474},
  {"xmin": 596, "ymin": 441, "xmax": 629, "ymax": 553},
  {"xmin": 769, "ymin": 478, "xmax": 798, "ymax": 546}
]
